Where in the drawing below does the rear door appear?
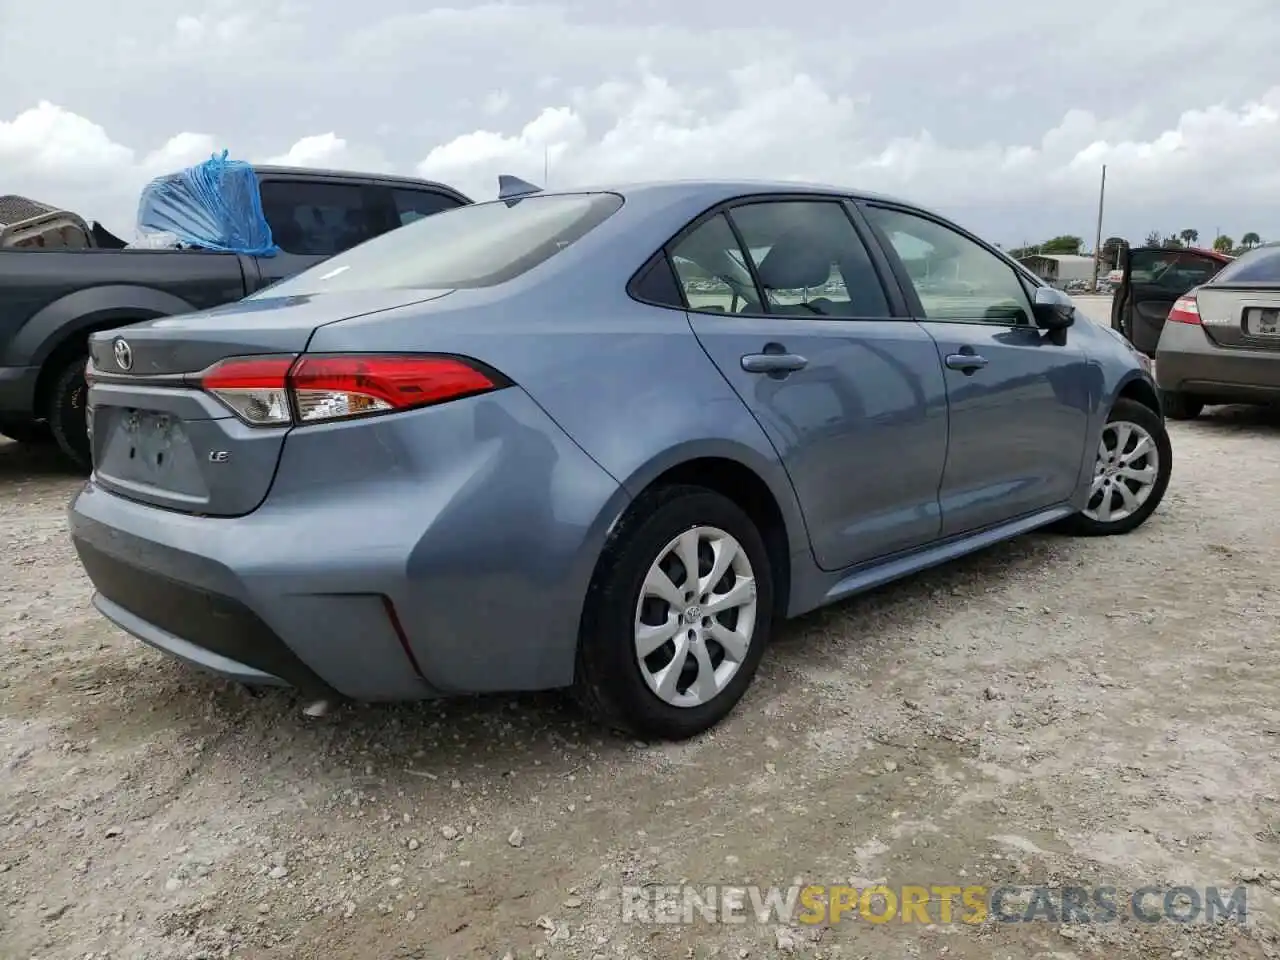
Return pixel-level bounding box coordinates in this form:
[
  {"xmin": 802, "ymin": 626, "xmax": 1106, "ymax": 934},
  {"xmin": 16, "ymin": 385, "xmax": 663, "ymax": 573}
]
[
  {"xmin": 655, "ymin": 196, "xmax": 950, "ymax": 571},
  {"xmin": 1113, "ymin": 247, "xmax": 1227, "ymax": 355},
  {"xmin": 1193, "ymin": 245, "xmax": 1280, "ymax": 352}
]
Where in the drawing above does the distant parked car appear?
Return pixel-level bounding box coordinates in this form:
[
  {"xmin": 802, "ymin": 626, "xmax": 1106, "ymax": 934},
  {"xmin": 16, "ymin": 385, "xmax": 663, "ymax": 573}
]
[
  {"xmin": 1111, "ymin": 246, "xmax": 1232, "ymax": 356},
  {"xmin": 69, "ymin": 177, "xmax": 1169, "ymax": 740},
  {"xmin": 1154, "ymin": 242, "xmax": 1280, "ymax": 419}
]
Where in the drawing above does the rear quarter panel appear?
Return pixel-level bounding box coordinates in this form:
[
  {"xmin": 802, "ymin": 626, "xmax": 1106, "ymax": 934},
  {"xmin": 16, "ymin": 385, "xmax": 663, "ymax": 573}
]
[{"xmin": 305, "ymin": 285, "xmax": 810, "ymax": 574}]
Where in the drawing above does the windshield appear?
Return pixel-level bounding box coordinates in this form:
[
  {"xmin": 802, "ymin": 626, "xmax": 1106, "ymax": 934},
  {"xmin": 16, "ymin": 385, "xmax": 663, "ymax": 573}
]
[
  {"xmin": 1211, "ymin": 244, "xmax": 1280, "ymax": 285},
  {"xmin": 250, "ymin": 192, "xmax": 624, "ymax": 298}
]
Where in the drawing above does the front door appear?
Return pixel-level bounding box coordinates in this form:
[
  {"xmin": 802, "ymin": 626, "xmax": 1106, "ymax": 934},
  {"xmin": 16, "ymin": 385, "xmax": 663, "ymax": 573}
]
[
  {"xmin": 669, "ymin": 198, "xmax": 949, "ymax": 572},
  {"xmin": 860, "ymin": 203, "xmax": 1093, "ymax": 537},
  {"xmin": 1112, "ymin": 246, "xmax": 1227, "ymax": 355}
]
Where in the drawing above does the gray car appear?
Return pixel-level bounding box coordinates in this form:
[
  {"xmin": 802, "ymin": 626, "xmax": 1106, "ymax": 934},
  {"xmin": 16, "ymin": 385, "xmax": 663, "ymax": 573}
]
[
  {"xmin": 1155, "ymin": 242, "xmax": 1280, "ymax": 419},
  {"xmin": 68, "ymin": 179, "xmax": 1171, "ymax": 740}
]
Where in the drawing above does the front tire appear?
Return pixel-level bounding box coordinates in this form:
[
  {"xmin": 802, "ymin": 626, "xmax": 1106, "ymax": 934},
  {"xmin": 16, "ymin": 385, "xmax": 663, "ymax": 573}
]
[
  {"xmin": 1056, "ymin": 398, "xmax": 1172, "ymax": 537},
  {"xmin": 46, "ymin": 354, "xmax": 91, "ymax": 472},
  {"xmin": 573, "ymin": 485, "xmax": 775, "ymax": 740}
]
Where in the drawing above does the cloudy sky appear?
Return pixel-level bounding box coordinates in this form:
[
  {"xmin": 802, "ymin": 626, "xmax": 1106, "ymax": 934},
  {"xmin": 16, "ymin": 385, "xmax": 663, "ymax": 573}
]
[{"xmin": 2, "ymin": 0, "xmax": 1277, "ymax": 249}]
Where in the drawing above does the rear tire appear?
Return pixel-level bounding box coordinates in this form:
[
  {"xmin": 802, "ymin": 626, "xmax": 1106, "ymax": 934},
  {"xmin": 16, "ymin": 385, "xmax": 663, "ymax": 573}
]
[
  {"xmin": 46, "ymin": 354, "xmax": 91, "ymax": 472},
  {"xmin": 1055, "ymin": 398, "xmax": 1172, "ymax": 537},
  {"xmin": 573, "ymin": 484, "xmax": 775, "ymax": 741},
  {"xmin": 0, "ymin": 419, "xmax": 52, "ymax": 445},
  {"xmin": 1161, "ymin": 391, "xmax": 1203, "ymax": 421}
]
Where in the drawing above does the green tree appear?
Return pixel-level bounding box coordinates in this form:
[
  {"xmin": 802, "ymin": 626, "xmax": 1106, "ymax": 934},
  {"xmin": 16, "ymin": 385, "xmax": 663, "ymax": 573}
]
[
  {"xmin": 1144, "ymin": 230, "xmax": 1162, "ymax": 247},
  {"xmin": 1242, "ymin": 231, "xmax": 1261, "ymax": 250},
  {"xmin": 1179, "ymin": 228, "xmax": 1199, "ymax": 247},
  {"xmin": 1040, "ymin": 235, "xmax": 1084, "ymax": 255},
  {"xmin": 1213, "ymin": 234, "xmax": 1234, "ymax": 254}
]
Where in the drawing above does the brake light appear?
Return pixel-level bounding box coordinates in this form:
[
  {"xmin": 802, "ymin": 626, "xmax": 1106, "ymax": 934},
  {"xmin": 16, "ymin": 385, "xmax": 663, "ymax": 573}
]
[
  {"xmin": 200, "ymin": 354, "xmax": 504, "ymax": 426},
  {"xmin": 1168, "ymin": 295, "xmax": 1201, "ymax": 325}
]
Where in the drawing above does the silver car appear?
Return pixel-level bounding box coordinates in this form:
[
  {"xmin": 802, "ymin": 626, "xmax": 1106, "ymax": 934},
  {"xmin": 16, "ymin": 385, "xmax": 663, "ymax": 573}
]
[{"xmin": 1155, "ymin": 243, "xmax": 1280, "ymax": 419}]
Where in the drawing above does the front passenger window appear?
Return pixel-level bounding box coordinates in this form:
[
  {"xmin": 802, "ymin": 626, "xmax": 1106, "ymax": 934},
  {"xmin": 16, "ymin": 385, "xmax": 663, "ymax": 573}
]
[{"xmin": 864, "ymin": 206, "xmax": 1033, "ymax": 324}]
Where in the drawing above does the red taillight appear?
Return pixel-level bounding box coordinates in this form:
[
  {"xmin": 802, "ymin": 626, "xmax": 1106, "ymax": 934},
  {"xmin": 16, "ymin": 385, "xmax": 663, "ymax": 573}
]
[
  {"xmin": 199, "ymin": 354, "xmax": 503, "ymax": 427},
  {"xmin": 1167, "ymin": 295, "xmax": 1201, "ymax": 325},
  {"xmin": 201, "ymin": 356, "xmax": 295, "ymax": 425}
]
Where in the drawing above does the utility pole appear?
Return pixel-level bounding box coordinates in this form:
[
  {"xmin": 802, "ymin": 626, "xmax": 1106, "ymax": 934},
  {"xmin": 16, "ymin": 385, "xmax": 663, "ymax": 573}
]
[{"xmin": 1091, "ymin": 164, "xmax": 1106, "ymax": 293}]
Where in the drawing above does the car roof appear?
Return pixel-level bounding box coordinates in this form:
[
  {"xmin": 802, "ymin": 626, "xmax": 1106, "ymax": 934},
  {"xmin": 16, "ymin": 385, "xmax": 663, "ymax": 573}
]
[{"xmin": 523, "ymin": 178, "xmax": 925, "ymax": 212}]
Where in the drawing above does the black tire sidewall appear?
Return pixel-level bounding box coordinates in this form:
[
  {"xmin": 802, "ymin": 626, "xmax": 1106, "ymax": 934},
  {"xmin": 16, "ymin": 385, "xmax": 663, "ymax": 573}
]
[
  {"xmin": 580, "ymin": 486, "xmax": 775, "ymax": 740},
  {"xmin": 1072, "ymin": 398, "xmax": 1173, "ymax": 536},
  {"xmin": 47, "ymin": 356, "xmax": 91, "ymax": 471}
]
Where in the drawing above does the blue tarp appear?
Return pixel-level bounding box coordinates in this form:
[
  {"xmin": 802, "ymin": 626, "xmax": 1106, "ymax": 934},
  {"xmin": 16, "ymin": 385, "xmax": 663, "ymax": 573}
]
[{"xmin": 135, "ymin": 150, "xmax": 278, "ymax": 255}]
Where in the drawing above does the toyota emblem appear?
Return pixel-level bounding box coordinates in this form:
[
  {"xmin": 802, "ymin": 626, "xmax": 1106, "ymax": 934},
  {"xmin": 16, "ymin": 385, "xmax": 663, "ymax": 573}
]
[{"xmin": 113, "ymin": 338, "xmax": 133, "ymax": 371}]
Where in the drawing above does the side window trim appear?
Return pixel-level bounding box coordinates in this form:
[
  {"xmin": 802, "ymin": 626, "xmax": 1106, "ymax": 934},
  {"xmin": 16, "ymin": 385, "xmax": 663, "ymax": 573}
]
[
  {"xmin": 839, "ymin": 199, "xmax": 913, "ymax": 318},
  {"xmin": 720, "ymin": 208, "xmax": 770, "ymax": 312},
  {"xmin": 858, "ymin": 200, "xmax": 1035, "ymax": 327},
  {"xmin": 628, "ymin": 192, "xmax": 906, "ymax": 321}
]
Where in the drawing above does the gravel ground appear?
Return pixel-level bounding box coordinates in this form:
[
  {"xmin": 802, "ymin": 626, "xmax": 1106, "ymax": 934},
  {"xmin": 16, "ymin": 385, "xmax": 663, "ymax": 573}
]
[{"xmin": 4, "ymin": 298, "xmax": 1280, "ymax": 959}]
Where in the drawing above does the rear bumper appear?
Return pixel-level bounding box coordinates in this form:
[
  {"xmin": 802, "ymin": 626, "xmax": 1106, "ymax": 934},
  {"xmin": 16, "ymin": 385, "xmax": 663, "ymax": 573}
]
[
  {"xmin": 0, "ymin": 365, "xmax": 40, "ymax": 418},
  {"xmin": 68, "ymin": 387, "xmax": 630, "ymax": 701},
  {"xmin": 1155, "ymin": 322, "xmax": 1280, "ymax": 403}
]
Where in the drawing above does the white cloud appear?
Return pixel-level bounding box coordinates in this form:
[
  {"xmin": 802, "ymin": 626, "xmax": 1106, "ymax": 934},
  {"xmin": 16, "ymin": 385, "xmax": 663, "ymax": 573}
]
[
  {"xmin": 0, "ymin": 102, "xmax": 383, "ymax": 234},
  {"xmin": 416, "ymin": 72, "xmax": 1280, "ymax": 242},
  {"xmin": 262, "ymin": 133, "xmax": 392, "ymax": 173},
  {"xmin": 3, "ymin": 72, "xmax": 1279, "ymax": 245}
]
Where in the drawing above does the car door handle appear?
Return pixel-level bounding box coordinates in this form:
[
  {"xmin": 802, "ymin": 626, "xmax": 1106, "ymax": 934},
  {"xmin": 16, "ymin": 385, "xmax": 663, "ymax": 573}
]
[
  {"xmin": 944, "ymin": 353, "xmax": 989, "ymax": 373},
  {"xmin": 741, "ymin": 353, "xmax": 809, "ymax": 374}
]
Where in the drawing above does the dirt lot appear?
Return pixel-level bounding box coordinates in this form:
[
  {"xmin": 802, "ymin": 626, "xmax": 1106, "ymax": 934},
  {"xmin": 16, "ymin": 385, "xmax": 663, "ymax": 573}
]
[{"xmin": 4, "ymin": 310, "xmax": 1280, "ymax": 958}]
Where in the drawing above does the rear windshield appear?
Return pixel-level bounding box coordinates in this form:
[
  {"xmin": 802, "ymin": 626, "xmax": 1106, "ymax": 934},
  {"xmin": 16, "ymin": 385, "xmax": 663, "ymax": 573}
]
[
  {"xmin": 1210, "ymin": 245, "xmax": 1280, "ymax": 284},
  {"xmin": 249, "ymin": 192, "xmax": 624, "ymax": 297}
]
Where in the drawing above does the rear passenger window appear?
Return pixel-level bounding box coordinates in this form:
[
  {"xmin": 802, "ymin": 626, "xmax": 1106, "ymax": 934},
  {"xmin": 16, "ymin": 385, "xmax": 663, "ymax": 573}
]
[
  {"xmin": 668, "ymin": 215, "xmax": 760, "ymax": 314},
  {"xmin": 259, "ymin": 181, "xmax": 380, "ymax": 256},
  {"xmin": 1130, "ymin": 249, "xmax": 1223, "ymax": 289},
  {"xmin": 392, "ymin": 189, "xmax": 465, "ymax": 225},
  {"xmin": 727, "ymin": 201, "xmax": 891, "ymax": 318}
]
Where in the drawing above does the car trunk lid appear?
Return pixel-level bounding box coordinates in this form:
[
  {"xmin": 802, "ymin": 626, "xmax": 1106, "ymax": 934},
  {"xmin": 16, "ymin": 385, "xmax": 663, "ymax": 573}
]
[
  {"xmin": 1193, "ymin": 284, "xmax": 1280, "ymax": 350},
  {"xmin": 85, "ymin": 289, "xmax": 454, "ymax": 516}
]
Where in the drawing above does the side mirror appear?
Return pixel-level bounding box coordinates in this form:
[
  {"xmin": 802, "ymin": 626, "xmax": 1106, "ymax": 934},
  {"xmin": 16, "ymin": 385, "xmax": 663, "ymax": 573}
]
[{"xmin": 1032, "ymin": 286, "xmax": 1076, "ymax": 331}]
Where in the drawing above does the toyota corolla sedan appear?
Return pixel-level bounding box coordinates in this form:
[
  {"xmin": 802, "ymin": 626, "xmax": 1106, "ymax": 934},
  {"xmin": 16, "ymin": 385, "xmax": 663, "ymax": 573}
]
[{"xmin": 69, "ymin": 177, "xmax": 1170, "ymax": 740}]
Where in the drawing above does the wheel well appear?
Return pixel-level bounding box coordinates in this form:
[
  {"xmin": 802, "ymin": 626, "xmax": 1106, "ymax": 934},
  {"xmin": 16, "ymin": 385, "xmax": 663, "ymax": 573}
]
[
  {"xmin": 1117, "ymin": 377, "xmax": 1161, "ymax": 417},
  {"xmin": 646, "ymin": 457, "xmax": 791, "ymax": 618},
  {"xmin": 32, "ymin": 320, "xmax": 140, "ymax": 419}
]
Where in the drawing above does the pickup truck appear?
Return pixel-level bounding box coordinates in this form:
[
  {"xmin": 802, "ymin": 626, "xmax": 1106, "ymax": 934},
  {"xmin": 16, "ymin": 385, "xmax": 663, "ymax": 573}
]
[{"xmin": 0, "ymin": 165, "xmax": 471, "ymax": 469}]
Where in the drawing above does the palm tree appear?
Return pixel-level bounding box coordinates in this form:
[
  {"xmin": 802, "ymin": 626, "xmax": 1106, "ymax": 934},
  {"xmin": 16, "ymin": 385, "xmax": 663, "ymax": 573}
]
[
  {"xmin": 1213, "ymin": 235, "xmax": 1234, "ymax": 254},
  {"xmin": 1179, "ymin": 228, "xmax": 1199, "ymax": 248},
  {"xmin": 1242, "ymin": 232, "xmax": 1261, "ymax": 250}
]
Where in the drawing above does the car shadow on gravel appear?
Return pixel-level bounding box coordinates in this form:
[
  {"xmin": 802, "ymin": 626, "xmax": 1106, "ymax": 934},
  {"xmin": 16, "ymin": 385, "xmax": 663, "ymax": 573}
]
[
  {"xmin": 1194, "ymin": 404, "xmax": 1280, "ymax": 434},
  {"xmin": 0, "ymin": 436, "xmax": 83, "ymax": 480},
  {"xmin": 51, "ymin": 521, "xmax": 1063, "ymax": 800}
]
